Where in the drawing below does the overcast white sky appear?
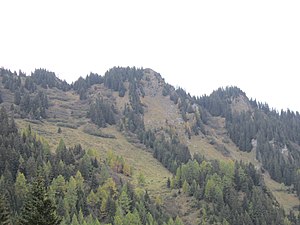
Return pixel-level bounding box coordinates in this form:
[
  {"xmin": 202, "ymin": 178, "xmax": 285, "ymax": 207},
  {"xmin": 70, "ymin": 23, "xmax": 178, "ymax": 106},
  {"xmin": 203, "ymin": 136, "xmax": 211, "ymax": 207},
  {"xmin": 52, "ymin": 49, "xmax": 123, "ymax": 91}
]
[{"xmin": 1, "ymin": 1, "xmax": 300, "ymax": 111}]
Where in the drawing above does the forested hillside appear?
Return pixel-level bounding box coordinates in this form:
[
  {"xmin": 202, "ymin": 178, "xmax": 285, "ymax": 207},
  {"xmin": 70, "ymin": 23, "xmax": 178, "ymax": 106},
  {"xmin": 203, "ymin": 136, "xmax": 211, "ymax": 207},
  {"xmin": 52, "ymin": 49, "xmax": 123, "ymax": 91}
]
[
  {"xmin": 199, "ymin": 87, "xmax": 300, "ymax": 197},
  {"xmin": 0, "ymin": 66, "xmax": 299, "ymax": 225},
  {"xmin": 0, "ymin": 107, "xmax": 177, "ymax": 225}
]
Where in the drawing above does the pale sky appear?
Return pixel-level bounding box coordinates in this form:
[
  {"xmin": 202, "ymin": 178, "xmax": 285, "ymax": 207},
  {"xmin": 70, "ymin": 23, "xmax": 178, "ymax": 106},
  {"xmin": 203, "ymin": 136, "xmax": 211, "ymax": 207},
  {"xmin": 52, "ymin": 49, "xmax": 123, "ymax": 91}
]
[{"xmin": 1, "ymin": 1, "xmax": 300, "ymax": 112}]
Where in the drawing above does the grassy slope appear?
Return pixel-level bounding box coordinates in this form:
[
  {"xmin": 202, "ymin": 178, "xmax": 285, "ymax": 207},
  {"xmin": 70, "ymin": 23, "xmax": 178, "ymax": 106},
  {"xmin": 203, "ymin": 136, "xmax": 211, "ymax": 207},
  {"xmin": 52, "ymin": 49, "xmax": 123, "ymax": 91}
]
[
  {"xmin": 140, "ymin": 81, "xmax": 299, "ymax": 215},
  {"xmin": 15, "ymin": 84, "xmax": 172, "ymax": 198},
  {"xmin": 17, "ymin": 119, "xmax": 171, "ymax": 195},
  {"xmin": 142, "ymin": 70, "xmax": 183, "ymax": 130}
]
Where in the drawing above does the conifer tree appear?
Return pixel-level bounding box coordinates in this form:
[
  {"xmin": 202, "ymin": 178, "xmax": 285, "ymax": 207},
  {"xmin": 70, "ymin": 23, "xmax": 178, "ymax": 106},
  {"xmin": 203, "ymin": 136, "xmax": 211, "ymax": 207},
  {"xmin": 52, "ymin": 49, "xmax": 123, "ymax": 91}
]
[
  {"xmin": 70, "ymin": 214, "xmax": 79, "ymax": 225},
  {"xmin": 0, "ymin": 91, "xmax": 3, "ymax": 104},
  {"xmin": 18, "ymin": 176, "xmax": 61, "ymax": 225},
  {"xmin": 0, "ymin": 193, "xmax": 10, "ymax": 225},
  {"xmin": 15, "ymin": 172, "xmax": 28, "ymax": 212},
  {"xmin": 118, "ymin": 189, "xmax": 131, "ymax": 214}
]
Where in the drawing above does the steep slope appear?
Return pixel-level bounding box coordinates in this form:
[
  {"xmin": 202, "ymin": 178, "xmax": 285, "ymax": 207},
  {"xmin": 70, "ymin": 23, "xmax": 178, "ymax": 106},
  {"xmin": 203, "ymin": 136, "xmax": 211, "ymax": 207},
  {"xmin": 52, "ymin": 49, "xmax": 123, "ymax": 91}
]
[
  {"xmin": 0, "ymin": 68, "xmax": 179, "ymax": 225},
  {"xmin": 135, "ymin": 73, "xmax": 300, "ymax": 215},
  {"xmin": 16, "ymin": 119, "xmax": 172, "ymax": 196},
  {"xmin": 11, "ymin": 81, "xmax": 172, "ymax": 198},
  {"xmin": 0, "ymin": 66, "xmax": 299, "ymax": 224},
  {"xmin": 155, "ymin": 85, "xmax": 300, "ymax": 214}
]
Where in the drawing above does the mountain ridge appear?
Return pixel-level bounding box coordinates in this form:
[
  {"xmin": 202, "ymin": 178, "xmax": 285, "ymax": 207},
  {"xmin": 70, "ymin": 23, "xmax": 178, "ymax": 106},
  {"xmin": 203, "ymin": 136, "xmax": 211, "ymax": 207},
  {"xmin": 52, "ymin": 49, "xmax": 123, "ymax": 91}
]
[{"xmin": 0, "ymin": 66, "xmax": 300, "ymax": 225}]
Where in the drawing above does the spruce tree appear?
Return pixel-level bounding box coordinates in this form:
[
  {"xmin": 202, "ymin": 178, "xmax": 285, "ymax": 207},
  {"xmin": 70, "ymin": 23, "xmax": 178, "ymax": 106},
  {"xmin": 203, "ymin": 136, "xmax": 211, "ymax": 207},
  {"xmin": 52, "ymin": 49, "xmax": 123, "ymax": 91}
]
[
  {"xmin": 0, "ymin": 193, "xmax": 10, "ymax": 225},
  {"xmin": 0, "ymin": 91, "xmax": 3, "ymax": 104},
  {"xmin": 18, "ymin": 176, "xmax": 61, "ymax": 225}
]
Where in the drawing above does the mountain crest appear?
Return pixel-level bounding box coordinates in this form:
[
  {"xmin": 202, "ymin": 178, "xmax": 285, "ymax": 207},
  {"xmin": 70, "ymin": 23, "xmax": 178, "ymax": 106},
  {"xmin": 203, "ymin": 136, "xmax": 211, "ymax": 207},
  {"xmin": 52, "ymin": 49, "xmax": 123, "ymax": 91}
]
[{"xmin": 0, "ymin": 66, "xmax": 300, "ymax": 224}]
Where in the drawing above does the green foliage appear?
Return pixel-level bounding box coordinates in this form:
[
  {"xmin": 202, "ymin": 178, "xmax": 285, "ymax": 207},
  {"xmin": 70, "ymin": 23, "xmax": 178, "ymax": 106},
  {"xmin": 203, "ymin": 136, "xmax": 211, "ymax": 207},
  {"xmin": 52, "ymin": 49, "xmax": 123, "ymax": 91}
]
[
  {"xmin": 165, "ymin": 217, "xmax": 183, "ymax": 225},
  {"xmin": 112, "ymin": 67, "xmax": 146, "ymax": 135},
  {"xmin": 0, "ymin": 67, "xmax": 69, "ymax": 119},
  {"xmin": 75, "ymin": 67, "xmax": 143, "ymax": 101},
  {"xmin": 0, "ymin": 107, "xmax": 20, "ymax": 178},
  {"xmin": 204, "ymin": 173, "xmax": 223, "ymax": 203},
  {"xmin": 167, "ymin": 86, "xmax": 207, "ymax": 135},
  {"xmin": 226, "ymin": 111, "xmax": 255, "ymax": 152},
  {"xmin": 73, "ymin": 72, "xmax": 103, "ymax": 100},
  {"xmin": 30, "ymin": 68, "xmax": 70, "ymax": 91},
  {"xmin": 0, "ymin": 193, "xmax": 10, "ymax": 225},
  {"xmin": 64, "ymin": 177, "xmax": 77, "ymax": 216},
  {"xmin": 15, "ymin": 172, "xmax": 28, "ymax": 212},
  {"xmin": 170, "ymin": 158, "xmax": 291, "ymax": 225},
  {"xmin": 57, "ymin": 127, "xmax": 62, "ymax": 133},
  {"xmin": 18, "ymin": 176, "xmax": 61, "ymax": 225},
  {"xmin": 199, "ymin": 86, "xmax": 245, "ymax": 117},
  {"xmin": 162, "ymin": 83, "xmax": 174, "ymax": 97},
  {"xmin": 88, "ymin": 98, "xmax": 116, "ymax": 127},
  {"xmin": 82, "ymin": 126, "xmax": 115, "ymax": 139},
  {"xmin": 104, "ymin": 67, "xmax": 143, "ymax": 97},
  {"xmin": 137, "ymin": 173, "xmax": 146, "ymax": 187},
  {"xmin": 118, "ymin": 188, "xmax": 132, "ymax": 214},
  {"xmin": 0, "ymin": 107, "xmax": 167, "ymax": 224},
  {"xmin": 0, "ymin": 91, "xmax": 3, "ymax": 104},
  {"xmin": 1, "ymin": 69, "xmax": 21, "ymax": 92},
  {"xmin": 19, "ymin": 90, "xmax": 49, "ymax": 119},
  {"xmin": 70, "ymin": 214, "xmax": 79, "ymax": 225},
  {"xmin": 198, "ymin": 86, "xmax": 300, "ymax": 197},
  {"xmin": 122, "ymin": 104, "xmax": 145, "ymax": 133},
  {"xmin": 106, "ymin": 150, "xmax": 132, "ymax": 176},
  {"xmin": 2, "ymin": 66, "xmax": 300, "ymax": 224},
  {"xmin": 24, "ymin": 76, "xmax": 37, "ymax": 93},
  {"xmin": 154, "ymin": 134, "xmax": 191, "ymax": 173},
  {"xmin": 87, "ymin": 190, "xmax": 98, "ymax": 208},
  {"xmin": 138, "ymin": 128, "xmax": 191, "ymax": 174},
  {"xmin": 114, "ymin": 214, "xmax": 123, "ymax": 225},
  {"xmin": 123, "ymin": 210, "xmax": 142, "ymax": 225},
  {"xmin": 182, "ymin": 180, "xmax": 189, "ymax": 194},
  {"xmin": 174, "ymin": 216, "xmax": 184, "ymax": 225}
]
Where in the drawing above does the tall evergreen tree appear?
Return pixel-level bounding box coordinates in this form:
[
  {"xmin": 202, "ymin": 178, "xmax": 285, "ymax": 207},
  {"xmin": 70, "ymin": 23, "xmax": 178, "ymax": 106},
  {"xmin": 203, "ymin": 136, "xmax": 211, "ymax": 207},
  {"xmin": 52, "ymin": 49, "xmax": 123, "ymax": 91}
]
[
  {"xmin": 18, "ymin": 176, "xmax": 61, "ymax": 225},
  {"xmin": 0, "ymin": 193, "xmax": 10, "ymax": 225},
  {"xmin": 0, "ymin": 91, "xmax": 3, "ymax": 104}
]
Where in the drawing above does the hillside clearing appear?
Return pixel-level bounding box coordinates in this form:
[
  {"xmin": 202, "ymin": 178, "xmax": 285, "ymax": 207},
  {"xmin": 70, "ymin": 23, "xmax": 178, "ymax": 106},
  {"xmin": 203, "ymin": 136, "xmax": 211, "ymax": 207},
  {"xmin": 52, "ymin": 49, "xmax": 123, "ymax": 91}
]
[{"xmin": 16, "ymin": 119, "xmax": 172, "ymax": 196}]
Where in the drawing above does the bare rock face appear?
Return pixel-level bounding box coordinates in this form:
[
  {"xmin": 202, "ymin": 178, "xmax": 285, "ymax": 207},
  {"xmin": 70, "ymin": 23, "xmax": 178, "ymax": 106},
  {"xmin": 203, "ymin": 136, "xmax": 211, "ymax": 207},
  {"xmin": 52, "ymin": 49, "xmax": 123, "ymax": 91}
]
[{"xmin": 231, "ymin": 94, "xmax": 252, "ymax": 113}]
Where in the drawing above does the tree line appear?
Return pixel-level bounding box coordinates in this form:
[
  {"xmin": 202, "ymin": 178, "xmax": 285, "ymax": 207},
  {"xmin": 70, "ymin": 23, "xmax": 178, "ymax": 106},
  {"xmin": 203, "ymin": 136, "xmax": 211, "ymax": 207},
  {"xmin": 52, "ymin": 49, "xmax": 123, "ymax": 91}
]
[{"xmin": 1, "ymin": 69, "xmax": 49, "ymax": 119}]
